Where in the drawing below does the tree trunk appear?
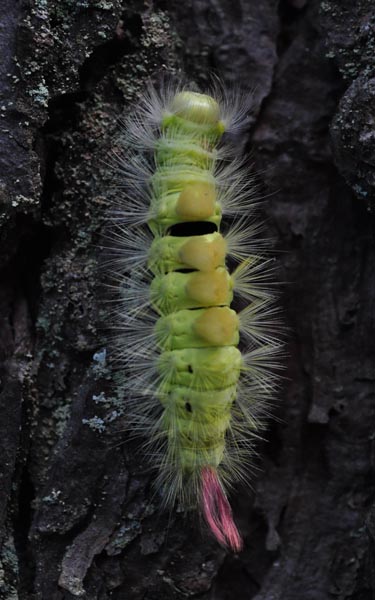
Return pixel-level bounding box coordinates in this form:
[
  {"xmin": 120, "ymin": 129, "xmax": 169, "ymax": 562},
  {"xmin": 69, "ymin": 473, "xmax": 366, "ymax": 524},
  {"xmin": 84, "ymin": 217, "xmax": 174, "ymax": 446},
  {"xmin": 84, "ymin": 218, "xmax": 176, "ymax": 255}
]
[{"xmin": 0, "ymin": 1, "xmax": 374, "ymax": 599}]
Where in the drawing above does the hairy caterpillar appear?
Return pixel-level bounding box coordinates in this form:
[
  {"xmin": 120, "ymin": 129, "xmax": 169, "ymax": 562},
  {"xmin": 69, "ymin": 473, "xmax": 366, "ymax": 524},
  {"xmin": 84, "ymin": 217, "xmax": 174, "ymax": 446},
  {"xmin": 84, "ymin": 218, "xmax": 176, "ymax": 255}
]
[{"xmin": 109, "ymin": 79, "xmax": 280, "ymax": 552}]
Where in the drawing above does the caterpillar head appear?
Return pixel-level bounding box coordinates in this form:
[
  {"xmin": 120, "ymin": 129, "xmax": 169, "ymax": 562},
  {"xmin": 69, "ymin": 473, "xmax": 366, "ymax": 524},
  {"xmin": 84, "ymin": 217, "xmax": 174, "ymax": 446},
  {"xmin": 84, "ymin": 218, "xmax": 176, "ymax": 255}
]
[{"xmin": 171, "ymin": 91, "xmax": 221, "ymax": 125}]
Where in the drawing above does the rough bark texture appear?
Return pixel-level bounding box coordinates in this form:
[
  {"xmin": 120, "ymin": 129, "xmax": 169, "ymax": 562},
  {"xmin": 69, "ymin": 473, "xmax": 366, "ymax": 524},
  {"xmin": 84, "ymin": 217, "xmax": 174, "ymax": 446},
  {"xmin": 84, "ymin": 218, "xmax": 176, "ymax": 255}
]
[{"xmin": 0, "ymin": 1, "xmax": 374, "ymax": 599}]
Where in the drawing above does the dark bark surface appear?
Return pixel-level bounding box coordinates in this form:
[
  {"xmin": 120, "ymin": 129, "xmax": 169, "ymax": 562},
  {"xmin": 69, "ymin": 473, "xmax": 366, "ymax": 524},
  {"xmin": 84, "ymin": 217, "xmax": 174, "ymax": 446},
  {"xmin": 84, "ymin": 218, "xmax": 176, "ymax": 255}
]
[{"xmin": 0, "ymin": 1, "xmax": 374, "ymax": 599}]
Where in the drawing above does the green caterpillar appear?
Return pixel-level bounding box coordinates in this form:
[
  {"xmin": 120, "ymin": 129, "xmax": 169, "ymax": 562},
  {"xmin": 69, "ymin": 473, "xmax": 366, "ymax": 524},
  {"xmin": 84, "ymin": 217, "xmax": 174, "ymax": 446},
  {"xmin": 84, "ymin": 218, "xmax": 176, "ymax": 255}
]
[{"xmin": 112, "ymin": 80, "xmax": 280, "ymax": 551}]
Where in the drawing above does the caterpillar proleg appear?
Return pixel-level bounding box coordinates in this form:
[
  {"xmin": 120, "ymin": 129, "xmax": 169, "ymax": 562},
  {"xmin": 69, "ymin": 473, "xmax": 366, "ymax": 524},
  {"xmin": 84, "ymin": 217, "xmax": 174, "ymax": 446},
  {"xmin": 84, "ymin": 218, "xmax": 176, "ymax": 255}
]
[{"xmin": 110, "ymin": 79, "xmax": 281, "ymax": 552}]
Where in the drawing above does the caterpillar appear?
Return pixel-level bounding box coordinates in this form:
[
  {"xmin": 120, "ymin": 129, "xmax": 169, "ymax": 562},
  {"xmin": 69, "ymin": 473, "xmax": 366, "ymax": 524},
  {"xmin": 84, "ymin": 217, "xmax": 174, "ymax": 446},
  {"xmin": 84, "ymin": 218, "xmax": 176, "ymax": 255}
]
[{"xmin": 109, "ymin": 78, "xmax": 280, "ymax": 552}]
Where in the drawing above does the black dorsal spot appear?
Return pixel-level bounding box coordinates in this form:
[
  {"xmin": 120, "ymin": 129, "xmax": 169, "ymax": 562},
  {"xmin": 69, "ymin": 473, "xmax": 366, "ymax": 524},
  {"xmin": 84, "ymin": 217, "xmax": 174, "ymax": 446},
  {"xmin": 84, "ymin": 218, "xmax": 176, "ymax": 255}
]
[{"xmin": 168, "ymin": 222, "xmax": 218, "ymax": 236}]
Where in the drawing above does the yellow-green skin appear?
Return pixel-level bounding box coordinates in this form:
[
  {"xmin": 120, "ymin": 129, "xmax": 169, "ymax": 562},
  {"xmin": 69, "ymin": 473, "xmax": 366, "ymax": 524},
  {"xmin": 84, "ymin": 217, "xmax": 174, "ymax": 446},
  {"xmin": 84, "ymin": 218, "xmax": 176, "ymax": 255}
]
[{"xmin": 148, "ymin": 92, "xmax": 242, "ymax": 472}]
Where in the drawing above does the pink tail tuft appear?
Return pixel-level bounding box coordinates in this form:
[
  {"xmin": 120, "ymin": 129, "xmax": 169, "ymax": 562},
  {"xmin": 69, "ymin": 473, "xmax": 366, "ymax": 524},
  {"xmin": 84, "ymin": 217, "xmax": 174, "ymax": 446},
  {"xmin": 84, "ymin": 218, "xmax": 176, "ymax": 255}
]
[{"xmin": 201, "ymin": 466, "xmax": 243, "ymax": 552}]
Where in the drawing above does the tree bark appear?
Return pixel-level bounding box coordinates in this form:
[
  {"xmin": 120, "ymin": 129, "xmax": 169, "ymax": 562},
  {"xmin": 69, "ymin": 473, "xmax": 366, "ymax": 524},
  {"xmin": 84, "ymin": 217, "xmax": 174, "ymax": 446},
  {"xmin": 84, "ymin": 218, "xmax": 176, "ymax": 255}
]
[{"xmin": 0, "ymin": 1, "xmax": 374, "ymax": 599}]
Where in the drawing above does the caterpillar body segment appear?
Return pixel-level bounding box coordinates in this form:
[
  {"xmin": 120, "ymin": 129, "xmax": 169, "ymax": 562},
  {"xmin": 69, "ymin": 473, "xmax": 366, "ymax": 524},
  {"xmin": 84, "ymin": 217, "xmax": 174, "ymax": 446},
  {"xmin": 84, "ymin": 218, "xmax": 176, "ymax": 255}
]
[{"xmin": 112, "ymin": 82, "xmax": 280, "ymax": 552}]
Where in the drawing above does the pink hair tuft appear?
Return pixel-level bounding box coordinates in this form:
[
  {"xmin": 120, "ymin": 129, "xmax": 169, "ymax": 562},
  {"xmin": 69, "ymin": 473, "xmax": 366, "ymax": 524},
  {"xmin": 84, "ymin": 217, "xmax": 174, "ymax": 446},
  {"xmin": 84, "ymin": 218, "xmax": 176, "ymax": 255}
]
[{"xmin": 201, "ymin": 466, "xmax": 243, "ymax": 552}]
